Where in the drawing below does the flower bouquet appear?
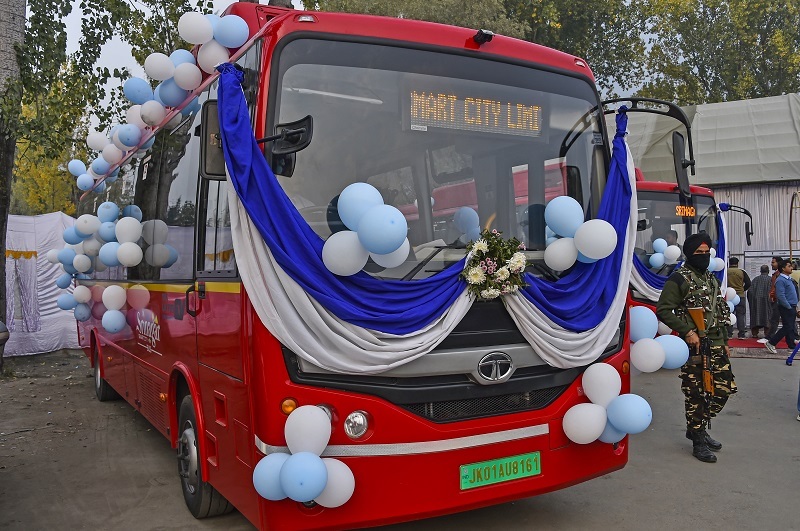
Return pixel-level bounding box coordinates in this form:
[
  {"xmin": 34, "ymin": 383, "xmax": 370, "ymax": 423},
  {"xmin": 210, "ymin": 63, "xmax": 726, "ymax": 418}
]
[{"xmin": 460, "ymin": 229, "xmax": 528, "ymax": 300}]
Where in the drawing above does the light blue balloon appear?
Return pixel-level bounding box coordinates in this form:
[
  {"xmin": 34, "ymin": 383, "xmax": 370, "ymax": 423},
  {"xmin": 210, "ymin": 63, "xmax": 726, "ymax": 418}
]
[
  {"xmin": 91, "ymin": 158, "xmax": 111, "ymax": 176},
  {"xmin": 544, "ymin": 196, "xmax": 584, "ymax": 238},
  {"xmin": 63, "ymin": 263, "xmax": 78, "ymax": 275},
  {"xmin": 278, "ymin": 452, "xmax": 328, "ymax": 503},
  {"xmin": 157, "ymin": 79, "xmax": 188, "ymax": 108},
  {"xmin": 164, "ymin": 244, "xmax": 179, "ymax": 268},
  {"xmin": 153, "ymin": 84, "xmax": 165, "ymax": 106},
  {"xmin": 68, "ymin": 160, "xmax": 87, "ymax": 177},
  {"xmin": 123, "ymin": 77, "xmax": 154, "ymax": 105},
  {"xmin": 655, "ymin": 334, "xmax": 690, "ymax": 369},
  {"xmin": 93, "ymin": 180, "xmax": 107, "ymax": 193},
  {"xmin": 629, "ymin": 305, "xmax": 658, "ymax": 342},
  {"xmin": 56, "ymin": 273, "xmax": 73, "ymax": 290},
  {"xmin": 357, "ymin": 205, "xmax": 408, "ymax": 255},
  {"xmin": 606, "ymin": 394, "xmax": 652, "ymax": 435},
  {"xmin": 122, "ymin": 205, "xmax": 143, "ymax": 222},
  {"xmin": 57, "ymin": 248, "xmax": 77, "ymax": 265},
  {"xmin": 727, "ymin": 301, "xmax": 735, "ymax": 313},
  {"xmin": 545, "ymin": 226, "xmax": 556, "ymax": 239},
  {"xmin": 97, "ymin": 202, "xmax": 120, "ymax": 223},
  {"xmin": 337, "ymin": 183, "xmax": 384, "ymax": 231},
  {"xmin": 99, "ymin": 242, "xmax": 121, "ymax": 267},
  {"xmin": 74, "ymin": 226, "xmax": 92, "ymax": 240},
  {"xmin": 141, "ymin": 135, "xmax": 156, "ymax": 150},
  {"xmin": 76, "ymin": 273, "xmax": 91, "ymax": 280},
  {"xmin": 252, "ymin": 453, "xmax": 290, "ymax": 501},
  {"xmin": 74, "ymin": 303, "xmax": 92, "ymax": 322},
  {"xmin": 76, "ymin": 173, "xmax": 95, "ymax": 191},
  {"xmin": 466, "ymin": 226, "xmax": 481, "ymax": 242},
  {"xmin": 649, "ymin": 252, "xmax": 665, "ymax": 269},
  {"xmin": 63, "ymin": 227, "xmax": 83, "ymax": 245},
  {"xmin": 652, "ymin": 238, "xmax": 668, "ymax": 254},
  {"xmin": 453, "ymin": 207, "xmax": 479, "ymax": 234},
  {"xmin": 707, "ymin": 260, "xmax": 716, "ymax": 272},
  {"xmin": 205, "ymin": 14, "xmax": 221, "ymax": 32},
  {"xmin": 98, "ymin": 221, "xmax": 117, "ymax": 242},
  {"xmin": 731, "ymin": 294, "xmax": 740, "ymax": 306},
  {"xmin": 546, "ymin": 236, "xmax": 559, "ymax": 246},
  {"xmin": 116, "ymin": 124, "xmax": 142, "ymax": 148},
  {"xmin": 104, "ymin": 173, "xmax": 118, "ymax": 184},
  {"xmin": 102, "ymin": 309, "xmax": 127, "ymax": 333},
  {"xmin": 214, "ymin": 15, "xmax": 250, "ymax": 49},
  {"xmin": 170, "ymin": 49, "xmax": 196, "ymax": 67},
  {"xmin": 57, "ymin": 293, "xmax": 78, "ymax": 311},
  {"xmin": 181, "ymin": 98, "xmax": 201, "ymax": 117},
  {"xmin": 577, "ymin": 251, "xmax": 598, "ymax": 264},
  {"xmin": 598, "ymin": 421, "xmax": 626, "ymax": 444}
]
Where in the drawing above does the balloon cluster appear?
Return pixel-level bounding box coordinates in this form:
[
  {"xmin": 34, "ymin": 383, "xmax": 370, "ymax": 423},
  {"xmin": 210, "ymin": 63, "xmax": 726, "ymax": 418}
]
[
  {"xmin": 563, "ymin": 363, "xmax": 652, "ymax": 445},
  {"xmin": 724, "ymin": 287, "xmax": 739, "ymax": 326},
  {"xmin": 252, "ymin": 406, "xmax": 355, "ymax": 508},
  {"xmin": 648, "ymin": 238, "xmax": 681, "ymax": 269},
  {"xmin": 543, "ymin": 196, "xmax": 617, "ymax": 270},
  {"xmin": 322, "ymin": 183, "xmax": 409, "ymax": 276},
  {"xmin": 629, "ymin": 305, "xmax": 690, "ymax": 371}
]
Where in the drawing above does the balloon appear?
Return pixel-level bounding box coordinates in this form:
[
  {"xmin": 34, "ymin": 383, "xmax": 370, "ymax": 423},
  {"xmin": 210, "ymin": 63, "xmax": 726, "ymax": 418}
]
[
  {"xmin": 56, "ymin": 273, "xmax": 73, "ymax": 290},
  {"xmin": 102, "ymin": 285, "xmax": 127, "ymax": 311},
  {"xmin": 284, "ymin": 405, "xmax": 332, "ymax": 456},
  {"xmin": 725, "ymin": 287, "xmax": 736, "ymax": 301},
  {"xmin": 117, "ymin": 241, "xmax": 144, "ymax": 267},
  {"xmin": 74, "ymin": 303, "xmax": 92, "ymax": 322},
  {"xmin": 111, "ymin": 129, "xmax": 129, "ymax": 151},
  {"xmin": 581, "ymin": 363, "xmax": 621, "ymax": 407},
  {"xmin": 76, "ymin": 214, "xmax": 101, "ymax": 235},
  {"xmin": 453, "ymin": 207, "xmax": 480, "ymax": 234},
  {"xmin": 214, "ymin": 15, "xmax": 249, "ymax": 48},
  {"xmin": 62, "ymin": 263, "xmax": 78, "ymax": 275},
  {"xmin": 91, "ymin": 302, "xmax": 107, "ymax": 320},
  {"xmin": 122, "ymin": 205, "xmax": 142, "ymax": 222},
  {"xmin": 86, "ymin": 131, "xmax": 109, "ymax": 151},
  {"xmin": 713, "ymin": 257, "xmax": 725, "ymax": 272},
  {"xmin": 657, "ymin": 321, "xmax": 672, "ymax": 336},
  {"xmin": 649, "ymin": 253, "xmax": 665, "ymax": 269},
  {"xmin": 157, "ymin": 78, "xmax": 188, "ymax": 108},
  {"xmin": 141, "ymin": 219, "xmax": 168, "ymax": 245},
  {"xmin": 141, "ymin": 135, "xmax": 156, "ymax": 150},
  {"xmin": 164, "ymin": 244, "xmax": 179, "ymax": 268},
  {"xmin": 655, "ymin": 334, "xmax": 690, "ymax": 369},
  {"xmin": 197, "ymin": 39, "xmax": 230, "ymax": 74},
  {"xmin": 545, "ymin": 226, "xmax": 556, "ymax": 238},
  {"xmin": 543, "ymin": 237, "xmax": 578, "ymax": 271},
  {"xmin": 709, "ymin": 247, "xmax": 716, "ymax": 258},
  {"xmin": 630, "ymin": 338, "xmax": 666, "ymax": 373},
  {"xmin": 652, "ymin": 238, "xmax": 667, "ymax": 254},
  {"xmin": 57, "ymin": 247, "xmax": 77, "ymax": 266},
  {"xmin": 73, "ymin": 254, "xmax": 92, "ymax": 273},
  {"xmin": 606, "ymin": 394, "xmax": 652, "ymax": 435},
  {"xmin": 546, "ymin": 236, "xmax": 559, "ymax": 247},
  {"xmin": 126, "ymin": 105, "xmax": 147, "ymax": 129},
  {"xmin": 144, "ymin": 52, "xmax": 175, "ymax": 81},
  {"xmin": 544, "ymin": 196, "xmax": 584, "ymax": 238},
  {"xmin": 63, "ymin": 227, "xmax": 84, "ymax": 245},
  {"xmin": 598, "ymin": 421, "xmax": 626, "ymax": 444},
  {"xmin": 90, "ymin": 285, "xmax": 105, "ymax": 303},
  {"xmin": 99, "ymin": 242, "xmax": 122, "ymax": 267},
  {"xmin": 573, "ymin": 219, "xmax": 617, "ymax": 260},
  {"xmin": 93, "ymin": 179, "xmax": 107, "ymax": 194},
  {"xmin": 116, "ymin": 217, "xmax": 142, "ymax": 243},
  {"xmin": 205, "ymin": 14, "xmax": 221, "ymax": 31},
  {"xmin": 101, "ymin": 144, "xmax": 124, "ymax": 166},
  {"xmin": 357, "ymin": 205, "xmax": 408, "ymax": 255},
  {"xmin": 731, "ymin": 294, "xmax": 740, "ymax": 306},
  {"xmin": 279, "ymin": 452, "xmax": 328, "ymax": 503},
  {"xmin": 140, "ymin": 100, "xmax": 166, "ymax": 127},
  {"xmin": 178, "ymin": 12, "xmax": 214, "ymax": 45},
  {"xmin": 562, "ymin": 403, "xmax": 607, "ymax": 444},
  {"xmin": 68, "ymin": 159, "xmax": 86, "ymax": 177},
  {"xmin": 173, "ymin": 63, "xmax": 203, "ymax": 91},
  {"xmin": 76, "ymin": 174, "xmax": 94, "ymax": 191},
  {"xmin": 314, "ymin": 459, "xmax": 355, "ymax": 508},
  {"xmin": 629, "ymin": 305, "xmax": 658, "ymax": 342},
  {"xmin": 663, "ymin": 245, "xmax": 681, "ymax": 264},
  {"xmin": 127, "ymin": 285, "xmax": 150, "ymax": 310},
  {"xmin": 337, "ymin": 183, "xmax": 383, "ymax": 231},
  {"xmin": 116, "ymin": 124, "xmax": 142, "ymax": 149},
  {"xmin": 98, "ymin": 221, "xmax": 117, "ymax": 243},
  {"xmin": 729, "ymin": 313, "xmax": 737, "ymax": 326},
  {"xmin": 253, "ymin": 453, "xmax": 290, "ymax": 501},
  {"xmin": 72, "ymin": 285, "xmax": 91, "ymax": 304},
  {"xmin": 46, "ymin": 249, "xmax": 60, "ymax": 264},
  {"xmin": 466, "ymin": 226, "xmax": 481, "ymax": 242},
  {"xmin": 97, "ymin": 202, "xmax": 120, "ymax": 223},
  {"xmin": 57, "ymin": 293, "xmax": 78, "ymax": 311},
  {"xmin": 123, "ymin": 77, "xmax": 154, "ymax": 105},
  {"xmin": 170, "ymin": 49, "xmax": 196, "ymax": 67},
  {"xmin": 102, "ymin": 309, "xmax": 127, "ymax": 333},
  {"xmin": 322, "ymin": 231, "xmax": 369, "ymax": 276},
  {"xmin": 144, "ymin": 243, "xmax": 170, "ymax": 267},
  {"xmin": 370, "ymin": 238, "xmax": 410, "ymax": 268},
  {"xmin": 726, "ymin": 301, "xmax": 734, "ymax": 313}
]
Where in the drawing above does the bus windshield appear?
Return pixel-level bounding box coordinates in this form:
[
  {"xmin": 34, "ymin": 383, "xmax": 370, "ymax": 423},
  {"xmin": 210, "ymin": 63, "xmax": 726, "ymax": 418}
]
[
  {"xmin": 272, "ymin": 38, "xmax": 607, "ymax": 279},
  {"xmin": 635, "ymin": 190, "xmax": 719, "ymax": 273}
]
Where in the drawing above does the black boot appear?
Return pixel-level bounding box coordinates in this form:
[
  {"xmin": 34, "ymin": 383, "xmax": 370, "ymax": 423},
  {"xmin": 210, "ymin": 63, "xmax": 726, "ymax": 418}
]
[
  {"xmin": 687, "ymin": 429, "xmax": 717, "ymax": 463},
  {"xmin": 685, "ymin": 429, "xmax": 722, "ymax": 451}
]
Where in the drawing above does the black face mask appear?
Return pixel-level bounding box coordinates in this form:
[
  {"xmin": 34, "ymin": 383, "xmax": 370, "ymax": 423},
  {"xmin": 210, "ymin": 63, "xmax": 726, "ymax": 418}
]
[{"xmin": 687, "ymin": 254, "xmax": 711, "ymax": 271}]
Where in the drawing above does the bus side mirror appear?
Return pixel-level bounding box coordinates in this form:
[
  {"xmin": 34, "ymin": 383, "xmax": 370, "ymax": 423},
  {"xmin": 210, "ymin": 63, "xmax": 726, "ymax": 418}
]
[
  {"xmin": 672, "ymin": 131, "xmax": 693, "ymax": 199},
  {"xmin": 200, "ymin": 100, "xmax": 227, "ymax": 180},
  {"xmin": 745, "ymin": 221, "xmax": 752, "ymax": 246},
  {"xmin": 566, "ymin": 166, "xmax": 582, "ymax": 200}
]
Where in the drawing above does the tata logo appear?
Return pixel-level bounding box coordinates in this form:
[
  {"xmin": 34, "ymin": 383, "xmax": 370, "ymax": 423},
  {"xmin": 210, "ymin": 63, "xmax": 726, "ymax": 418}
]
[
  {"xmin": 477, "ymin": 352, "xmax": 514, "ymax": 383},
  {"xmin": 136, "ymin": 311, "xmax": 161, "ymax": 350}
]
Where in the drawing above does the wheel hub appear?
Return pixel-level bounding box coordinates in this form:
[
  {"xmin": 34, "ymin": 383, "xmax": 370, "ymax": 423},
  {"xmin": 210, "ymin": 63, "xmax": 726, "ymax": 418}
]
[{"xmin": 177, "ymin": 424, "xmax": 199, "ymax": 494}]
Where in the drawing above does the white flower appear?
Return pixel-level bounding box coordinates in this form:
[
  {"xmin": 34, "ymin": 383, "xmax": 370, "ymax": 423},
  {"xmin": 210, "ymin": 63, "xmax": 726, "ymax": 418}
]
[
  {"xmin": 495, "ymin": 267, "xmax": 510, "ymax": 281},
  {"xmin": 507, "ymin": 252, "xmax": 527, "ymax": 273},
  {"xmin": 466, "ymin": 267, "xmax": 486, "ymax": 285},
  {"xmin": 472, "ymin": 239, "xmax": 489, "ymax": 254},
  {"xmin": 480, "ymin": 288, "xmax": 501, "ymax": 299}
]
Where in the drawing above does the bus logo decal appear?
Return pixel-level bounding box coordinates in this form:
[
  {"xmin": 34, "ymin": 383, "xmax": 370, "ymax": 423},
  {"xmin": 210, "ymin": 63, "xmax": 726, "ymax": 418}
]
[
  {"xmin": 136, "ymin": 311, "xmax": 161, "ymax": 353},
  {"xmin": 476, "ymin": 352, "xmax": 514, "ymax": 383}
]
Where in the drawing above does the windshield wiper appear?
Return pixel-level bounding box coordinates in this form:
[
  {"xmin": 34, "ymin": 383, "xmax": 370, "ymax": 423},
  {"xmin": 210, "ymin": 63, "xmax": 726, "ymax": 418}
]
[{"xmin": 402, "ymin": 245, "xmax": 464, "ymax": 281}]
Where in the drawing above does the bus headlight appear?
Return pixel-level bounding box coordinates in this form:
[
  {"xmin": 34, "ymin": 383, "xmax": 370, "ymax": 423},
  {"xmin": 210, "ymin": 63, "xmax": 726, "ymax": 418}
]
[{"xmin": 344, "ymin": 410, "xmax": 369, "ymax": 439}]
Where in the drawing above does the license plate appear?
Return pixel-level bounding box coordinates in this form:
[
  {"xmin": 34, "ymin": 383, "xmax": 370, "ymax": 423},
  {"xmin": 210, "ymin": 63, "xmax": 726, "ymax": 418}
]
[{"xmin": 459, "ymin": 451, "xmax": 541, "ymax": 490}]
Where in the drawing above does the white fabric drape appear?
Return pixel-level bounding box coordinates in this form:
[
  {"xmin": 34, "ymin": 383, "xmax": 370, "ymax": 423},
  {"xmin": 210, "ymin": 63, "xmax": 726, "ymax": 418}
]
[{"xmin": 630, "ymin": 263, "xmax": 662, "ymax": 302}]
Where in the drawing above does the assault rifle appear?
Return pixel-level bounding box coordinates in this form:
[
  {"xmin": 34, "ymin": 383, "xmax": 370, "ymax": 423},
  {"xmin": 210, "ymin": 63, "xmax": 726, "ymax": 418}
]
[{"xmin": 687, "ymin": 307, "xmax": 714, "ymax": 425}]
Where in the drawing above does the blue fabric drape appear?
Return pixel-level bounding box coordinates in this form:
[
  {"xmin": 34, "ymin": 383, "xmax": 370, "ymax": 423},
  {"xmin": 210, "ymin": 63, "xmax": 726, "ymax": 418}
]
[
  {"xmin": 714, "ymin": 212, "xmax": 725, "ymax": 282},
  {"xmin": 633, "ymin": 253, "xmax": 667, "ymax": 290},
  {"xmin": 517, "ymin": 110, "xmax": 632, "ymax": 330}
]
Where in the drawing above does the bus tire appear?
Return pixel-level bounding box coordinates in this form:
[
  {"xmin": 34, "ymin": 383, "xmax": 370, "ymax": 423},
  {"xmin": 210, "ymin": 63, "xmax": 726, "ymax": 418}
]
[
  {"xmin": 93, "ymin": 349, "xmax": 120, "ymax": 402},
  {"xmin": 177, "ymin": 395, "xmax": 233, "ymax": 518}
]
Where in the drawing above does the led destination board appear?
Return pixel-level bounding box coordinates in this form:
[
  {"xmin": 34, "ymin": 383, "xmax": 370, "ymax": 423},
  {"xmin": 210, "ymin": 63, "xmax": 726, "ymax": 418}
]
[{"xmin": 407, "ymin": 90, "xmax": 542, "ymax": 137}]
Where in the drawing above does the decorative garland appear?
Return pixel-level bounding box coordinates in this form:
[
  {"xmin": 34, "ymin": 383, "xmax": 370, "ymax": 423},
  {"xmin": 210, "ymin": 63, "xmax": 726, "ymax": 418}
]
[{"xmin": 460, "ymin": 230, "xmax": 527, "ymax": 300}]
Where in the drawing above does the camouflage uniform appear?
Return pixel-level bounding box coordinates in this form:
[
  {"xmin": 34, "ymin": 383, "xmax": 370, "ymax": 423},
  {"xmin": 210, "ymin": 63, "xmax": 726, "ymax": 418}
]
[{"xmin": 656, "ymin": 265, "xmax": 737, "ymax": 430}]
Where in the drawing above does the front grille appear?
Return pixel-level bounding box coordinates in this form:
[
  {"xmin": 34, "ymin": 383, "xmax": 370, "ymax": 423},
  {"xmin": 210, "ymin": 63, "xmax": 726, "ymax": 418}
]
[{"xmin": 400, "ymin": 385, "xmax": 568, "ymax": 423}]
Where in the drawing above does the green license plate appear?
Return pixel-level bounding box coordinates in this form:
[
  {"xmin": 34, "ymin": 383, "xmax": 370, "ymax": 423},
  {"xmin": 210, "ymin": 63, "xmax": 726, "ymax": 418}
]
[{"xmin": 460, "ymin": 451, "xmax": 541, "ymax": 490}]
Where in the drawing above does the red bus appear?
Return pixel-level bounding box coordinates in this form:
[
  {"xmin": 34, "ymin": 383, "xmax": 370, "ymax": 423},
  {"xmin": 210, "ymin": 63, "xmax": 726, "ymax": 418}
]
[{"xmin": 79, "ymin": 3, "xmax": 631, "ymax": 529}]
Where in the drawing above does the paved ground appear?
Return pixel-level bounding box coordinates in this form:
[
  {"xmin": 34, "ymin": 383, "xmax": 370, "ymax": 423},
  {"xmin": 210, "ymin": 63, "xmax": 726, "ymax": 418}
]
[{"xmin": 1, "ymin": 348, "xmax": 798, "ymax": 530}]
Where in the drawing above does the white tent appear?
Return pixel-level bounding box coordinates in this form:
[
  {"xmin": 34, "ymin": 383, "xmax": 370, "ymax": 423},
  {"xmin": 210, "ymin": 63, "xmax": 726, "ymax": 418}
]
[{"xmin": 5, "ymin": 212, "xmax": 80, "ymax": 356}]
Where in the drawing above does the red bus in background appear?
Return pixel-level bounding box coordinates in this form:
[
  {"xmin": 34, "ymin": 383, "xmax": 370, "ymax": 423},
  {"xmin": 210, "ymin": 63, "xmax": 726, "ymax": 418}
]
[{"xmin": 80, "ymin": 3, "xmax": 630, "ymax": 529}]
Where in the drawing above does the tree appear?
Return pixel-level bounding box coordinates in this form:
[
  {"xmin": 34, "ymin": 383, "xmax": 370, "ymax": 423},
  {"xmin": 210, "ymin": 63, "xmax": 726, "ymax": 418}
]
[
  {"xmin": 640, "ymin": 0, "xmax": 800, "ymax": 104},
  {"xmin": 11, "ymin": 137, "xmax": 78, "ymax": 216}
]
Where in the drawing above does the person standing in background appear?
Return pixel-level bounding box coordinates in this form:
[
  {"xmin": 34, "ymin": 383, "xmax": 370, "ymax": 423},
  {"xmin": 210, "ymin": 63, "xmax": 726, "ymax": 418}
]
[
  {"xmin": 765, "ymin": 260, "xmax": 798, "ymax": 354},
  {"xmin": 748, "ymin": 265, "xmax": 772, "ymax": 339},
  {"xmin": 768, "ymin": 256, "xmax": 783, "ymax": 337},
  {"xmin": 726, "ymin": 257, "xmax": 750, "ymax": 339}
]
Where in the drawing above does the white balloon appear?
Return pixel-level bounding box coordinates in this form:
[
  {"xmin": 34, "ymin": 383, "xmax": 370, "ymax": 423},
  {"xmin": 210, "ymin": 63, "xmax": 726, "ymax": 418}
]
[
  {"xmin": 197, "ymin": 39, "xmax": 230, "ymax": 74},
  {"xmin": 725, "ymin": 287, "xmax": 737, "ymax": 301},
  {"xmin": 663, "ymin": 245, "xmax": 681, "ymax": 264},
  {"xmin": 145, "ymin": 243, "xmax": 170, "ymax": 267},
  {"xmin": 140, "ymin": 100, "xmax": 166, "ymax": 127},
  {"xmin": 314, "ymin": 459, "xmax": 355, "ymax": 508},
  {"xmin": 713, "ymin": 257, "xmax": 725, "ymax": 271},
  {"xmin": 284, "ymin": 405, "xmax": 332, "ymax": 456},
  {"xmin": 573, "ymin": 219, "xmax": 617, "ymax": 260},
  {"xmin": 73, "ymin": 254, "xmax": 92, "ymax": 273},
  {"xmin": 144, "ymin": 52, "xmax": 175, "ymax": 81},
  {"xmin": 117, "ymin": 241, "xmax": 143, "ymax": 267},
  {"xmin": 87, "ymin": 131, "xmax": 109, "ymax": 151},
  {"xmin": 729, "ymin": 313, "xmax": 737, "ymax": 326},
  {"xmin": 102, "ymin": 284, "xmax": 127, "ymax": 311},
  {"xmin": 178, "ymin": 12, "xmax": 214, "ymax": 45},
  {"xmin": 370, "ymin": 238, "xmax": 409, "ymax": 268},
  {"xmin": 166, "ymin": 114, "xmax": 184, "ymax": 129},
  {"xmin": 73, "ymin": 285, "xmax": 91, "ymax": 304},
  {"xmin": 76, "ymin": 214, "xmax": 101, "ymax": 235},
  {"xmin": 116, "ymin": 217, "xmax": 143, "ymax": 243},
  {"xmin": 173, "ymin": 63, "xmax": 203, "ymax": 90},
  {"xmin": 112, "ymin": 129, "xmax": 129, "ymax": 151},
  {"xmin": 101, "ymin": 144, "xmax": 124, "ymax": 165},
  {"xmin": 83, "ymin": 237, "xmax": 103, "ymax": 257},
  {"xmin": 322, "ymin": 231, "xmax": 369, "ymax": 276},
  {"xmin": 709, "ymin": 247, "xmax": 717, "ymax": 258},
  {"xmin": 543, "ymin": 237, "xmax": 578, "ymax": 271},
  {"xmin": 562, "ymin": 403, "xmax": 607, "ymax": 445},
  {"xmin": 46, "ymin": 249, "xmax": 60, "ymax": 264},
  {"xmin": 657, "ymin": 321, "xmax": 673, "ymax": 336},
  {"xmin": 126, "ymin": 285, "xmax": 150, "ymax": 310},
  {"xmin": 581, "ymin": 363, "xmax": 621, "ymax": 407},
  {"xmin": 141, "ymin": 219, "xmax": 169, "ymax": 245},
  {"xmin": 126, "ymin": 105, "xmax": 147, "ymax": 129},
  {"xmin": 630, "ymin": 338, "xmax": 666, "ymax": 373}
]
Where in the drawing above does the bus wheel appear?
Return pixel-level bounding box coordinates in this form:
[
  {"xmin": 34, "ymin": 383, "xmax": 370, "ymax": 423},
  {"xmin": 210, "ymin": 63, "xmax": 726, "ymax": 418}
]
[
  {"xmin": 177, "ymin": 395, "xmax": 233, "ymax": 518},
  {"xmin": 93, "ymin": 349, "xmax": 119, "ymax": 402}
]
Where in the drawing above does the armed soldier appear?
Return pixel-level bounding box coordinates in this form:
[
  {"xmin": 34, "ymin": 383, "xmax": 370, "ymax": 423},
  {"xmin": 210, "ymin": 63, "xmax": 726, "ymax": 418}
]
[{"xmin": 656, "ymin": 232, "xmax": 737, "ymax": 463}]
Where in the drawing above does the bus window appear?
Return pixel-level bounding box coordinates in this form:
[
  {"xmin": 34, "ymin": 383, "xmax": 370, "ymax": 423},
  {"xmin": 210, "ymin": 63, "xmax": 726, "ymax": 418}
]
[{"xmin": 199, "ymin": 179, "xmax": 236, "ymax": 275}]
